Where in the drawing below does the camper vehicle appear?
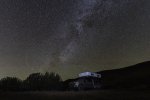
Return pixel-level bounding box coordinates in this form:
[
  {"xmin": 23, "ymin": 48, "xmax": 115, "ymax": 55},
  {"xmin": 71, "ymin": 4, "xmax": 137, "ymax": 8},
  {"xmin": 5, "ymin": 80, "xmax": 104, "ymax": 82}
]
[{"xmin": 69, "ymin": 72, "xmax": 101, "ymax": 90}]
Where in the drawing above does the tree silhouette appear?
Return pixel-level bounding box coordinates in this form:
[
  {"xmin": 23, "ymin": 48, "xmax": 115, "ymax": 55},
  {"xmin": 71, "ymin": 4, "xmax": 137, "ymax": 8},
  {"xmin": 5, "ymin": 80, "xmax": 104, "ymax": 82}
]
[
  {"xmin": 23, "ymin": 73, "xmax": 43, "ymax": 90},
  {"xmin": 0, "ymin": 72, "xmax": 62, "ymax": 91},
  {"xmin": 0, "ymin": 77, "xmax": 22, "ymax": 91},
  {"xmin": 23, "ymin": 72, "xmax": 62, "ymax": 91},
  {"xmin": 43, "ymin": 72, "xmax": 62, "ymax": 90}
]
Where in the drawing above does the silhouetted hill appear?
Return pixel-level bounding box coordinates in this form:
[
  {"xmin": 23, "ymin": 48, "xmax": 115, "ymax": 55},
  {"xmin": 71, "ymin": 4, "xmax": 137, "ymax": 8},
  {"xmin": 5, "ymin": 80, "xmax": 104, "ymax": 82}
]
[
  {"xmin": 97, "ymin": 61, "xmax": 150, "ymax": 89},
  {"xmin": 63, "ymin": 61, "xmax": 150, "ymax": 90}
]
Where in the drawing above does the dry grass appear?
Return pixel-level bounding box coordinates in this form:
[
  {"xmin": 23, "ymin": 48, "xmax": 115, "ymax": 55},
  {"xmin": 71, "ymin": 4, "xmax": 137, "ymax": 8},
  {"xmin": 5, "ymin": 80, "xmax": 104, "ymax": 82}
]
[{"xmin": 0, "ymin": 90, "xmax": 150, "ymax": 100}]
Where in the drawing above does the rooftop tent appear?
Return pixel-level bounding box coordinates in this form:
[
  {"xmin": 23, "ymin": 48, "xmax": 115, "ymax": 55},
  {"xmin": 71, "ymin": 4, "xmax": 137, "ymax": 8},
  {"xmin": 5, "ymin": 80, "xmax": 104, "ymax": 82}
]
[{"xmin": 79, "ymin": 72, "xmax": 101, "ymax": 78}]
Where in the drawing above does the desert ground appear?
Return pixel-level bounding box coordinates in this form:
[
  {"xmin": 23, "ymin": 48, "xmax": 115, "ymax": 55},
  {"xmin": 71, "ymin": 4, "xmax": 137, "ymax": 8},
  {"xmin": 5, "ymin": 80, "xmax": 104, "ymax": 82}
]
[{"xmin": 0, "ymin": 90, "xmax": 150, "ymax": 100}]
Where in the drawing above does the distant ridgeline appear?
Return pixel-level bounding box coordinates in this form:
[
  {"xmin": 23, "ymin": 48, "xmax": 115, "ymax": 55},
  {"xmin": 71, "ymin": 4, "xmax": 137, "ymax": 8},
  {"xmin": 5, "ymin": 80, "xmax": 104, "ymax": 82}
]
[
  {"xmin": 64, "ymin": 61, "xmax": 150, "ymax": 90},
  {"xmin": 0, "ymin": 61, "xmax": 150, "ymax": 91},
  {"xmin": 97, "ymin": 61, "xmax": 150, "ymax": 90}
]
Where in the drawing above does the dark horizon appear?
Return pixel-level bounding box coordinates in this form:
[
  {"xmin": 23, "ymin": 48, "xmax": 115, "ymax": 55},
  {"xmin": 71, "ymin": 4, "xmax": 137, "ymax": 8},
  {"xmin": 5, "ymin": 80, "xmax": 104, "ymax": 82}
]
[{"xmin": 0, "ymin": 60, "xmax": 149, "ymax": 81}]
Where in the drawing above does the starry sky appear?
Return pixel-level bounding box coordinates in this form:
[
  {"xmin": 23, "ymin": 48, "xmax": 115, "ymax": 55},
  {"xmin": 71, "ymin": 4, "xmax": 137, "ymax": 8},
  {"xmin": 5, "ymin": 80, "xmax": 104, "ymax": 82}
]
[{"xmin": 0, "ymin": 0, "xmax": 150, "ymax": 80}]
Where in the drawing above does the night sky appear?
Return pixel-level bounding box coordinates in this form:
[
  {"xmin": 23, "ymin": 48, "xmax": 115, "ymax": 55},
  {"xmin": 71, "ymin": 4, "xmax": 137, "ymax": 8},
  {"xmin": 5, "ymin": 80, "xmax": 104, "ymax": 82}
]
[{"xmin": 0, "ymin": 0, "xmax": 150, "ymax": 80}]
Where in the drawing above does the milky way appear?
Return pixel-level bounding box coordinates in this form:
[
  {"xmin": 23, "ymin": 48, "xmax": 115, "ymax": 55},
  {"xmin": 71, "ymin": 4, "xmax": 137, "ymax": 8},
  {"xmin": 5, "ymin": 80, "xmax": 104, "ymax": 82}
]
[{"xmin": 0, "ymin": 0, "xmax": 150, "ymax": 80}]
